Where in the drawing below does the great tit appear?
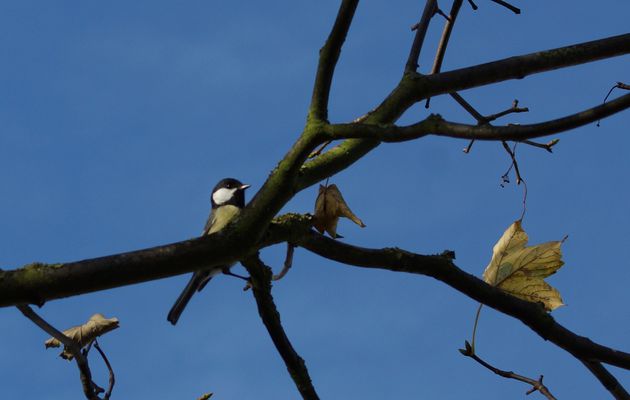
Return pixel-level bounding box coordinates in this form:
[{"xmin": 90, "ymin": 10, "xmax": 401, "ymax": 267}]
[{"xmin": 167, "ymin": 178, "xmax": 250, "ymax": 325}]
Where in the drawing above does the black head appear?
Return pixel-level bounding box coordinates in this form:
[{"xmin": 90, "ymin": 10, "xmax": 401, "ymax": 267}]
[{"xmin": 211, "ymin": 178, "xmax": 250, "ymax": 208}]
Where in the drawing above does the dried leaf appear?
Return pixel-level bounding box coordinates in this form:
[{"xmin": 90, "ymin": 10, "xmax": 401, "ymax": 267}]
[
  {"xmin": 482, "ymin": 220, "xmax": 565, "ymax": 311},
  {"xmin": 45, "ymin": 313, "xmax": 120, "ymax": 360},
  {"xmin": 313, "ymin": 184, "xmax": 365, "ymax": 238}
]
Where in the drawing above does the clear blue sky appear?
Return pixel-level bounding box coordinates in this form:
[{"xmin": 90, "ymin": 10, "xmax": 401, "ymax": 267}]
[{"xmin": 1, "ymin": 1, "xmax": 629, "ymax": 399}]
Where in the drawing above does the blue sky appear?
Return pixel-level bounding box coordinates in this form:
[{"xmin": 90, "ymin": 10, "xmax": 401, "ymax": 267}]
[{"xmin": 1, "ymin": 1, "xmax": 629, "ymax": 399}]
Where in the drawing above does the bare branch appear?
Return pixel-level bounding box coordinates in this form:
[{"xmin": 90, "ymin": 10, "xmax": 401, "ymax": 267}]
[
  {"xmin": 521, "ymin": 138, "xmax": 559, "ymax": 153},
  {"xmin": 460, "ymin": 341, "xmax": 557, "ymax": 399},
  {"xmin": 484, "ymin": 99, "xmax": 529, "ymax": 123},
  {"xmin": 490, "ymin": 0, "xmax": 521, "ymax": 14},
  {"xmin": 295, "ymin": 231, "xmax": 630, "ymax": 371},
  {"xmin": 405, "ymin": 0, "xmax": 437, "ymax": 73},
  {"xmin": 242, "ymin": 255, "xmax": 319, "ymax": 400},
  {"xmin": 501, "ymin": 141, "xmax": 523, "ymax": 185},
  {"xmin": 17, "ymin": 305, "xmax": 100, "ymax": 400},
  {"xmin": 426, "ymin": 0, "xmax": 463, "ymax": 108},
  {"xmin": 581, "ymin": 360, "xmax": 630, "ymax": 400},
  {"xmin": 416, "ymin": 33, "xmax": 630, "ymax": 101},
  {"xmin": 450, "ymin": 92, "xmax": 486, "ymax": 122},
  {"xmin": 298, "ymin": 33, "xmax": 630, "ymax": 189},
  {"xmin": 0, "ymin": 214, "xmax": 313, "ymax": 307},
  {"xmin": 93, "ymin": 340, "xmax": 115, "ymax": 400},
  {"xmin": 273, "ymin": 243, "xmax": 295, "ymax": 281},
  {"xmin": 308, "ymin": 0, "xmax": 359, "ymax": 121},
  {"xmin": 325, "ymin": 92, "xmax": 630, "ymax": 142}
]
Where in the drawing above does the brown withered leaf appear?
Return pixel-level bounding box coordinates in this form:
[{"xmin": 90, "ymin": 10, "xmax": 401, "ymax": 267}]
[
  {"xmin": 313, "ymin": 184, "xmax": 365, "ymax": 238},
  {"xmin": 45, "ymin": 313, "xmax": 120, "ymax": 360}
]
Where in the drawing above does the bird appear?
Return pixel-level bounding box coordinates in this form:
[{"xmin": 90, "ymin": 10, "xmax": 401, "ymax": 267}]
[{"xmin": 167, "ymin": 178, "xmax": 250, "ymax": 325}]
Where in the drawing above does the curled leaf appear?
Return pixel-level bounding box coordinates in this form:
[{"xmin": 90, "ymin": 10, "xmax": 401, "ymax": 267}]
[
  {"xmin": 313, "ymin": 184, "xmax": 365, "ymax": 238},
  {"xmin": 483, "ymin": 220, "xmax": 566, "ymax": 311},
  {"xmin": 45, "ymin": 313, "xmax": 120, "ymax": 360}
]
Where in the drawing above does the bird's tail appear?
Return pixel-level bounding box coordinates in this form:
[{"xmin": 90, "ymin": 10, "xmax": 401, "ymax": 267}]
[{"xmin": 167, "ymin": 271, "xmax": 212, "ymax": 325}]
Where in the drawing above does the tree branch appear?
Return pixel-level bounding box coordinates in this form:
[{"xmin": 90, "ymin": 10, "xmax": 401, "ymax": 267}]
[
  {"xmin": 460, "ymin": 341, "xmax": 557, "ymax": 399},
  {"xmin": 17, "ymin": 305, "xmax": 100, "ymax": 400},
  {"xmin": 581, "ymin": 360, "xmax": 630, "ymax": 400},
  {"xmin": 298, "ymin": 33, "xmax": 630, "ymax": 189},
  {"xmin": 295, "ymin": 231, "xmax": 630, "ymax": 371},
  {"xmin": 93, "ymin": 340, "xmax": 115, "ymax": 400},
  {"xmin": 308, "ymin": 0, "xmax": 359, "ymax": 122},
  {"xmin": 425, "ymin": 0, "xmax": 463, "ymax": 107},
  {"xmin": 416, "ymin": 33, "xmax": 630, "ymax": 99},
  {"xmin": 405, "ymin": 0, "xmax": 437, "ymax": 73},
  {"xmin": 241, "ymin": 255, "xmax": 319, "ymax": 400},
  {"xmin": 325, "ymin": 91, "xmax": 630, "ymax": 142},
  {"xmin": 0, "ymin": 214, "xmax": 313, "ymax": 307}
]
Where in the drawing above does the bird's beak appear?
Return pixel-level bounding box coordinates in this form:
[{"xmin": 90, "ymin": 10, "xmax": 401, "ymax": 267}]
[{"xmin": 240, "ymin": 184, "xmax": 251, "ymax": 190}]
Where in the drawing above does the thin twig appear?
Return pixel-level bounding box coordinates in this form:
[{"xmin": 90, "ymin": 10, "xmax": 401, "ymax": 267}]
[
  {"xmin": 309, "ymin": 140, "xmax": 333, "ymax": 159},
  {"xmin": 273, "ymin": 243, "xmax": 296, "ymax": 281},
  {"xmin": 17, "ymin": 305, "xmax": 100, "ymax": 400},
  {"xmin": 520, "ymin": 138, "xmax": 559, "ymax": 153},
  {"xmin": 598, "ymin": 82, "xmax": 630, "ymax": 126},
  {"xmin": 489, "ymin": 0, "xmax": 521, "ymax": 14},
  {"xmin": 463, "ymin": 139, "xmax": 475, "ymax": 153},
  {"xmin": 501, "ymin": 141, "xmax": 523, "ymax": 185},
  {"xmin": 405, "ymin": 0, "xmax": 438, "ymax": 73},
  {"xmin": 242, "ymin": 255, "xmax": 319, "ymax": 400},
  {"xmin": 425, "ymin": 0, "xmax": 464, "ymax": 108},
  {"xmin": 93, "ymin": 340, "xmax": 115, "ymax": 400},
  {"xmin": 484, "ymin": 99, "xmax": 529, "ymax": 123},
  {"xmin": 466, "ymin": 0, "xmax": 478, "ymax": 10},
  {"xmin": 460, "ymin": 341, "xmax": 557, "ymax": 399},
  {"xmin": 435, "ymin": 7, "xmax": 451, "ymax": 21},
  {"xmin": 450, "ymin": 92, "xmax": 485, "ymax": 122}
]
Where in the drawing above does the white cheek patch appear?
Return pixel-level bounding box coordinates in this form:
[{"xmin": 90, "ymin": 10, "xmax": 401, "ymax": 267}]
[{"xmin": 212, "ymin": 187, "xmax": 237, "ymax": 205}]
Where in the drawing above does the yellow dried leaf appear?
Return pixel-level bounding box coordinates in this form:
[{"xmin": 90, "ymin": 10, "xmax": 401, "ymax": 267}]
[
  {"xmin": 313, "ymin": 184, "xmax": 365, "ymax": 238},
  {"xmin": 482, "ymin": 220, "xmax": 565, "ymax": 311},
  {"xmin": 45, "ymin": 313, "xmax": 120, "ymax": 360}
]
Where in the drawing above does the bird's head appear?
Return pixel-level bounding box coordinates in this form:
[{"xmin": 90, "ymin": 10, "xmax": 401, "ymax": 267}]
[{"xmin": 211, "ymin": 178, "xmax": 250, "ymax": 208}]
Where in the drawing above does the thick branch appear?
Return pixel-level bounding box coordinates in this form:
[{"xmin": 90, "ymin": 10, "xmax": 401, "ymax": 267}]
[
  {"xmin": 415, "ymin": 33, "xmax": 630, "ymax": 100},
  {"xmin": 582, "ymin": 360, "xmax": 630, "ymax": 400},
  {"xmin": 295, "ymin": 231, "xmax": 630, "ymax": 371},
  {"xmin": 308, "ymin": 0, "xmax": 359, "ymax": 121},
  {"xmin": 0, "ymin": 214, "xmax": 313, "ymax": 308},
  {"xmin": 325, "ymin": 92, "xmax": 630, "ymax": 142},
  {"xmin": 242, "ymin": 255, "xmax": 319, "ymax": 400}
]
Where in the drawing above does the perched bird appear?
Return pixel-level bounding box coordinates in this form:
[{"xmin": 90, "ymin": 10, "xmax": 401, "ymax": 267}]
[{"xmin": 167, "ymin": 178, "xmax": 250, "ymax": 325}]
